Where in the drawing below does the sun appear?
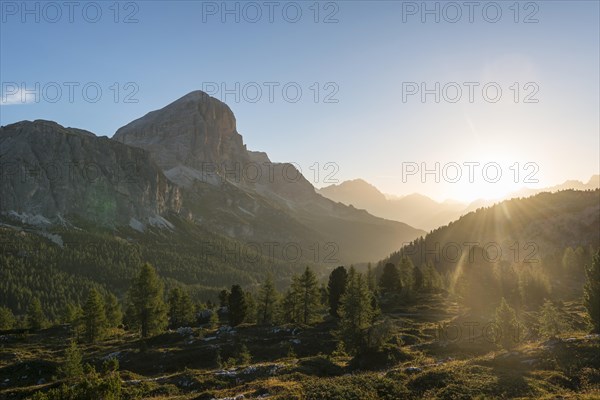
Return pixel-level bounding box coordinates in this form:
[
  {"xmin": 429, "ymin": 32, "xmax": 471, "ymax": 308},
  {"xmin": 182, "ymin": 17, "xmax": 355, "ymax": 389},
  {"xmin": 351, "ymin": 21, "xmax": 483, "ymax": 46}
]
[{"xmin": 442, "ymin": 154, "xmax": 533, "ymax": 203}]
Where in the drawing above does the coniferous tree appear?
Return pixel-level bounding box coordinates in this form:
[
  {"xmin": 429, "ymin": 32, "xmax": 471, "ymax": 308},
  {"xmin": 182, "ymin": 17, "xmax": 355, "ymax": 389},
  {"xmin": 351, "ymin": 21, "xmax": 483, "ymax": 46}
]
[
  {"xmin": 366, "ymin": 263, "xmax": 377, "ymax": 293},
  {"xmin": 399, "ymin": 257, "xmax": 415, "ymax": 296},
  {"xmin": 168, "ymin": 287, "xmax": 195, "ymax": 328},
  {"xmin": 517, "ymin": 265, "xmax": 551, "ymax": 309},
  {"xmin": 539, "ymin": 299, "xmax": 568, "ymax": 339},
  {"xmin": 105, "ymin": 293, "xmax": 122, "ymax": 328},
  {"xmin": 423, "ymin": 262, "xmax": 442, "ymax": 291},
  {"xmin": 413, "ymin": 264, "xmax": 424, "ymax": 291},
  {"xmin": 454, "ymin": 247, "xmax": 500, "ymax": 313},
  {"xmin": 379, "ymin": 263, "xmax": 401, "ymax": 294},
  {"xmin": 494, "ymin": 297, "xmax": 519, "ymax": 349},
  {"xmin": 297, "ymin": 267, "xmax": 321, "ymax": 324},
  {"xmin": 82, "ymin": 288, "xmax": 107, "ymax": 343},
  {"xmin": 339, "ymin": 269, "xmax": 376, "ymax": 353},
  {"xmin": 257, "ymin": 276, "xmax": 279, "ymax": 325},
  {"xmin": 126, "ymin": 263, "xmax": 167, "ymax": 338},
  {"xmin": 61, "ymin": 303, "xmax": 82, "ymax": 325},
  {"xmin": 497, "ymin": 264, "xmax": 520, "ymax": 306},
  {"xmin": 27, "ymin": 297, "xmax": 45, "ymax": 330},
  {"xmin": 328, "ymin": 266, "xmax": 348, "ymax": 318},
  {"xmin": 60, "ymin": 339, "xmax": 84, "ymax": 379},
  {"xmin": 583, "ymin": 250, "xmax": 600, "ymax": 332},
  {"xmin": 0, "ymin": 306, "xmax": 16, "ymax": 330},
  {"xmin": 282, "ymin": 275, "xmax": 302, "ymax": 323},
  {"xmin": 228, "ymin": 284, "xmax": 247, "ymax": 327},
  {"xmin": 219, "ymin": 289, "xmax": 230, "ymax": 308},
  {"xmin": 209, "ymin": 307, "xmax": 220, "ymax": 328},
  {"xmin": 244, "ymin": 291, "xmax": 257, "ymax": 324}
]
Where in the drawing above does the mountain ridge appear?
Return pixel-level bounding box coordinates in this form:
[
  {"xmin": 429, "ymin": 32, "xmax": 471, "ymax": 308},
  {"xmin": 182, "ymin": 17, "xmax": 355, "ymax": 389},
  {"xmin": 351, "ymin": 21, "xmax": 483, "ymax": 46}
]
[
  {"xmin": 1, "ymin": 91, "xmax": 425, "ymax": 264},
  {"xmin": 319, "ymin": 176, "xmax": 600, "ymax": 231}
]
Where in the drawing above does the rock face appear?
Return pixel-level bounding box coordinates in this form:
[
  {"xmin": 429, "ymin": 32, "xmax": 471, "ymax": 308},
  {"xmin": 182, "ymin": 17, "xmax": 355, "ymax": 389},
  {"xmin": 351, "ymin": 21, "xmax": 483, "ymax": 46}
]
[
  {"xmin": 113, "ymin": 91, "xmax": 426, "ymax": 262},
  {"xmin": 113, "ymin": 91, "xmax": 318, "ymax": 204},
  {"xmin": 114, "ymin": 91, "xmax": 250, "ymax": 187},
  {"xmin": 0, "ymin": 120, "xmax": 181, "ymax": 226}
]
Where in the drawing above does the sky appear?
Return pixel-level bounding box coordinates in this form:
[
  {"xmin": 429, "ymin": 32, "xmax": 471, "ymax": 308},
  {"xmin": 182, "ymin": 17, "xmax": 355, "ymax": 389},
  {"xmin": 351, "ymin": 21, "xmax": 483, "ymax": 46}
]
[{"xmin": 1, "ymin": 0, "xmax": 599, "ymax": 202}]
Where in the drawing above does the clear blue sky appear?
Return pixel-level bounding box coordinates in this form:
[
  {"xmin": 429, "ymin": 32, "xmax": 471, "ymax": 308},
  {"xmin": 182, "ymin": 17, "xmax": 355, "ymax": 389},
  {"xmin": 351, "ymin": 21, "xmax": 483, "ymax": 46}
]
[{"xmin": 1, "ymin": 1, "xmax": 598, "ymax": 201}]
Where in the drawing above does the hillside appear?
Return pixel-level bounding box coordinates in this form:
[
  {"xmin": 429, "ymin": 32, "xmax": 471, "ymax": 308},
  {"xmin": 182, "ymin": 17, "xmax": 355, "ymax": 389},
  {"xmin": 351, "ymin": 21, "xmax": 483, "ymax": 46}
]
[
  {"xmin": 379, "ymin": 189, "xmax": 600, "ymax": 274},
  {"xmin": 319, "ymin": 177, "xmax": 600, "ymax": 231}
]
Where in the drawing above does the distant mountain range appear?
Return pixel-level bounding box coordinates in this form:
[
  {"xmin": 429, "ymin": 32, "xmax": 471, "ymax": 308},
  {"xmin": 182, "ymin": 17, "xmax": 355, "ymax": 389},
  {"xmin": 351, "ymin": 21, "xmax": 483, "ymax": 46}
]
[
  {"xmin": 318, "ymin": 176, "xmax": 600, "ymax": 231},
  {"xmin": 0, "ymin": 91, "xmax": 425, "ymax": 264},
  {"xmin": 379, "ymin": 189, "xmax": 600, "ymax": 274}
]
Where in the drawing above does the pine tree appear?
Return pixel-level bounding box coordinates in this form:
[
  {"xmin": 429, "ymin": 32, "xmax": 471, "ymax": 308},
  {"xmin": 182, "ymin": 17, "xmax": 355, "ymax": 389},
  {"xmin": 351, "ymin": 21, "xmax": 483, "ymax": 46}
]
[
  {"xmin": 413, "ymin": 264, "xmax": 424, "ymax": 291},
  {"xmin": 366, "ymin": 263, "xmax": 377, "ymax": 293},
  {"xmin": 27, "ymin": 297, "xmax": 45, "ymax": 330},
  {"xmin": 297, "ymin": 267, "xmax": 321, "ymax": 324},
  {"xmin": 237, "ymin": 344, "xmax": 252, "ymax": 365},
  {"xmin": 454, "ymin": 246, "xmax": 500, "ymax": 313},
  {"xmin": 219, "ymin": 289, "xmax": 230, "ymax": 308},
  {"xmin": 209, "ymin": 308, "xmax": 220, "ymax": 328},
  {"xmin": 0, "ymin": 306, "xmax": 16, "ymax": 330},
  {"xmin": 282, "ymin": 276, "xmax": 302, "ymax": 324},
  {"xmin": 583, "ymin": 250, "xmax": 600, "ymax": 333},
  {"xmin": 257, "ymin": 276, "xmax": 279, "ymax": 325},
  {"xmin": 60, "ymin": 339, "xmax": 84, "ymax": 379},
  {"xmin": 228, "ymin": 284, "xmax": 247, "ymax": 327},
  {"xmin": 327, "ymin": 266, "xmax": 348, "ymax": 318},
  {"xmin": 168, "ymin": 287, "xmax": 195, "ymax": 328},
  {"xmin": 539, "ymin": 299, "xmax": 568, "ymax": 339},
  {"xmin": 83, "ymin": 288, "xmax": 107, "ymax": 343},
  {"xmin": 105, "ymin": 293, "xmax": 122, "ymax": 328},
  {"xmin": 338, "ymin": 269, "xmax": 376, "ymax": 353},
  {"xmin": 379, "ymin": 263, "xmax": 401, "ymax": 293},
  {"xmin": 244, "ymin": 291, "xmax": 257, "ymax": 324},
  {"xmin": 126, "ymin": 263, "xmax": 167, "ymax": 338},
  {"xmin": 399, "ymin": 257, "xmax": 415, "ymax": 295},
  {"xmin": 423, "ymin": 262, "xmax": 441, "ymax": 291},
  {"xmin": 61, "ymin": 303, "xmax": 82, "ymax": 325},
  {"xmin": 494, "ymin": 297, "xmax": 518, "ymax": 349}
]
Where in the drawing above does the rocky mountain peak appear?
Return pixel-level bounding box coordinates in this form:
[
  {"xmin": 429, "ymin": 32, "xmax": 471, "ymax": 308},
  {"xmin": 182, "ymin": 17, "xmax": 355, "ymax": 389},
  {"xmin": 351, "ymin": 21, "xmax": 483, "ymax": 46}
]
[{"xmin": 113, "ymin": 91, "xmax": 249, "ymax": 185}]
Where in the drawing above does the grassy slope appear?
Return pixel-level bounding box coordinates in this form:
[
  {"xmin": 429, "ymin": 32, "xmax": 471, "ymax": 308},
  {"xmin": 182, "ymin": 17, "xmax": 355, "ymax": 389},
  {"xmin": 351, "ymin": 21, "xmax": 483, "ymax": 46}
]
[{"xmin": 1, "ymin": 294, "xmax": 599, "ymax": 399}]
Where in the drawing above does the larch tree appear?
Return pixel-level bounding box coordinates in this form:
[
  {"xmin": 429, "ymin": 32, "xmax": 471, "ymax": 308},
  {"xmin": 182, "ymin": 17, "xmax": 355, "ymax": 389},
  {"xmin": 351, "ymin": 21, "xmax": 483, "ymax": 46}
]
[
  {"xmin": 338, "ymin": 268, "xmax": 376, "ymax": 353},
  {"xmin": 105, "ymin": 293, "xmax": 123, "ymax": 328},
  {"xmin": 297, "ymin": 267, "xmax": 321, "ymax": 324},
  {"xmin": 26, "ymin": 297, "xmax": 45, "ymax": 330},
  {"xmin": 257, "ymin": 275, "xmax": 279, "ymax": 325},
  {"xmin": 82, "ymin": 288, "xmax": 107, "ymax": 343},
  {"xmin": 379, "ymin": 263, "xmax": 401, "ymax": 294},
  {"xmin": 126, "ymin": 263, "xmax": 168, "ymax": 338},
  {"xmin": 228, "ymin": 284, "xmax": 247, "ymax": 327},
  {"xmin": 583, "ymin": 250, "xmax": 600, "ymax": 333},
  {"xmin": 168, "ymin": 287, "xmax": 195, "ymax": 328},
  {"xmin": 327, "ymin": 266, "xmax": 348, "ymax": 318}
]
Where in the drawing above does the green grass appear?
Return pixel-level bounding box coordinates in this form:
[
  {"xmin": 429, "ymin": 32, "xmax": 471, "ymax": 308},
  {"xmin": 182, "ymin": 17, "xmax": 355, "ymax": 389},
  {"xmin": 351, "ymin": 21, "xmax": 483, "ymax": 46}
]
[{"xmin": 1, "ymin": 295, "xmax": 599, "ymax": 399}]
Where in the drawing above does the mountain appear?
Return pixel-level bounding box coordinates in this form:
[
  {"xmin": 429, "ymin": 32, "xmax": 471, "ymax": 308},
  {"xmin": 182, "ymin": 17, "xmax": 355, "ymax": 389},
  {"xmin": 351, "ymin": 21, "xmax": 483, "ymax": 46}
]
[
  {"xmin": 0, "ymin": 92, "xmax": 425, "ymax": 264},
  {"xmin": 112, "ymin": 91, "xmax": 425, "ymax": 262},
  {"xmin": 379, "ymin": 189, "xmax": 600, "ymax": 273},
  {"xmin": 510, "ymin": 175, "xmax": 600, "ymax": 198},
  {"xmin": 318, "ymin": 179, "xmax": 466, "ymax": 231},
  {"xmin": 319, "ymin": 176, "xmax": 600, "ymax": 231},
  {"xmin": 0, "ymin": 120, "xmax": 181, "ymax": 226}
]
